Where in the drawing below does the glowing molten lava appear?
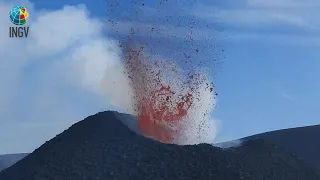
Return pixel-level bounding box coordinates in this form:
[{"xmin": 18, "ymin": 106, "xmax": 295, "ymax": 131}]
[
  {"xmin": 138, "ymin": 85, "xmax": 193, "ymax": 143},
  {"xmin": 124, "ymin": 44, "xmax": 214, "ymax": 143}
]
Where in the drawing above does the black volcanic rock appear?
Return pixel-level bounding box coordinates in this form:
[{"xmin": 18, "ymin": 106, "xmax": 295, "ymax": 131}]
[
  {"xmin": 0, "ymin": 153, "xmax": 28, "ymax": 171},
  {"xmin": 243, "ymin": 125, "xmax": 320, "ymax": 169},
  {"xmin": 0, "ymin": 111, "xmax": 319, "ymax": 180}
]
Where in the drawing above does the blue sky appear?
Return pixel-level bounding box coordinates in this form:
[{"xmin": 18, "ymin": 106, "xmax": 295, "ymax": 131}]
[{"xmin": 0, "ymin": 0, "xmax": 319, "ymax": 153}]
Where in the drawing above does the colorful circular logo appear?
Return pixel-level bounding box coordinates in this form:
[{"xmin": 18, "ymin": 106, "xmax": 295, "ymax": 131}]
[{"xmin": 9, "ymin": 6, "xmax": 29, "ymax": 25}]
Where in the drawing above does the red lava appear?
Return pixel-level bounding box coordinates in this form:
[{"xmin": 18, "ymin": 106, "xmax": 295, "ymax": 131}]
[
  {"xmin": 124, "ymin": 43, "xmax": 213, "ymax": 143},
  {"xmin": 138, "ymin": 85, "xmax": 193, "ymax": 143}
]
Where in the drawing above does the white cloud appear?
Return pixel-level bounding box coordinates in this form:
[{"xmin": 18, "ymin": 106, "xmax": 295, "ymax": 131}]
[
  {"xmin": 0, "ymin": 0, "xmax": 127, "ymax": 154},
  {"xmin": 224, "ymin": 31, "xmax": 320, "ymax": 46},
  {"xmin": 107, "ymin": 20, "xmax": 320, "ymax": 46},
  {"xmin": 26, "ymin": 5, "xmax": 102, "ymax": 58},
  {"xmin": 193, "ymin": 0, "xmax": 320, "ymax": 30},
  {"xmin": 106, "ymin": 20, "xmax": 223, "ymax": 41},
  {"xmin": 67, "ymin": 39, "xmax": 119, "ymax": 92},
  {"xmin": 247, "ymin": 0, "xmax": 320, "ymax": 8},
  {"xmin": 280, "ymin": 88, "xmax": 296, "ymax": 101},
  {"xmin": 282, "ymin": 92, "xmax": 295, "ymax": 101},
  {"xmin": 216, "ymin": 9, "xmax": 311, "ymax": 28},
  {"xmin": 190, "ymin": 0, "xmax": 320, "ymax": 45},
  {"xmin": 0, "ymin": 0, "xmax": 224, "ymax": 154}
]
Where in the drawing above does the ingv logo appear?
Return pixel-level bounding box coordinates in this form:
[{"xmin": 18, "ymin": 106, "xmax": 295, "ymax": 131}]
[{"xmin": 9, "ymin": 5, "xmax": 30, "ymax": 38}]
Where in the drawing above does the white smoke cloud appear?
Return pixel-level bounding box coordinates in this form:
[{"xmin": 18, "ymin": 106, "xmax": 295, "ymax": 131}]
[
  {"xmin": 0, "ymin": 0, "xmax": 127, "ymax": 154},
  {"xmin": 121, "ymin": 48, "xmax": 220, "ymax": 144},
  {"xmin": 0, "ymin": 0, "xmax": 220, "ymax": 154},
  {"xmin": 175, "ymin": 79, "xmax": 220, "ymax": 145},
  {"xmin": 67, "ymin": 39, "xmax": 136, "ymax": 113},
  {"xmin": 215, "ymin": 139, "xmax": 243, "ymax": 149},
  {"xmin": 161, "ymin": 66, "xmax": 220, "ymax": 145}
]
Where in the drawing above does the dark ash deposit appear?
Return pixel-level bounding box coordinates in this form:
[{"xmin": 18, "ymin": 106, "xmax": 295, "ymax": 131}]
[{"xmin": 0, "ymin": 111, "xmax": 319, "ymax": 180}]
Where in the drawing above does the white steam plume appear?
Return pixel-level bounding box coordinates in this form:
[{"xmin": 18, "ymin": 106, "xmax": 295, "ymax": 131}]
[
  {"xmin": 0, "ymin": 1, "xmax": 136, "ymax": 153},
  {"xmin": 121, "ymin": 47, "xmax": 219, "ymax": 144},
  {"xmin": 0, "ymin": 0, "xmax": 220, "ymax": 154},
  {"xmin": 175, "ymin": 78, "xmax": 220, "ymax": 145},
  {"xmin": 215, "ymin": 139, "xmax": 243, "ymax": 148},
  {"xmin": 155, "ymin": 61, "xmax": 220, "ymax": 145},
  {"xmin": 67, "ymin": 39, "xmax": 136, "ymax": 114}
]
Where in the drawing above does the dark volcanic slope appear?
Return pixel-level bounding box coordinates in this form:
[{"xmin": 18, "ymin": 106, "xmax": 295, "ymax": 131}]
[
  {"xmin": 243, "ymin": 125, "xmax": 320, "ymax": 169},
  {"xmin": 0, "ymin": 153, "xmax": 28, "ymax": 171},
  {"xmin": 0, "ymin": 111, "xmax": 319, "ymax": 180}
]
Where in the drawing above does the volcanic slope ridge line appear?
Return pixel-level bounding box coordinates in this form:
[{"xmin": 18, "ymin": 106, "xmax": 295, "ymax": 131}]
[
  {"xmin": 0, "ymin": 111, "xmax": 319, "ymax": 180},
  {"xmin": 0, "ymin": 153, "xmax": 28, "ymax": 172},
  {"xmin": 241, "ymin": 124, "xmax": 320, "ymax": 170}
]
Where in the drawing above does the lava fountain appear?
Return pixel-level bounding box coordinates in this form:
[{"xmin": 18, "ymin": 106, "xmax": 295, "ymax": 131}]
[{"xmin": 123, "ymin": 43, "xmax": 217, "ymax": 144}]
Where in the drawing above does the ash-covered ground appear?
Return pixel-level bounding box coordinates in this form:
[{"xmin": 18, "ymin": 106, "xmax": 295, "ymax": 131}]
[
  {"xmin": 0, "ymin": 111, "xmax": 319, "ymax": 180},
  {"xmin": 243, "ymin": 125, "xmax": 320, "ymax": 170}
]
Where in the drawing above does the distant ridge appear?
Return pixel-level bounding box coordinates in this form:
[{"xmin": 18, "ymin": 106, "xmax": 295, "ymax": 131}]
[
  {"xmin": 243, "ymin": 124, "xmax": 320, "ymax": 169},
  {"xmin": 0, "ymin": 153, "xmax": 28, "ymax": 171},
  {"xmin": 0, "ymin": 111, "xmax": 319, "ymax": 180}
]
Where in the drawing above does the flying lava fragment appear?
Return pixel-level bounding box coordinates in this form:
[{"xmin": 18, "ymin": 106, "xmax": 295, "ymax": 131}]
[{"xmin": 123, "ymin": 43, "xmax": 215, "ymax": 143}]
